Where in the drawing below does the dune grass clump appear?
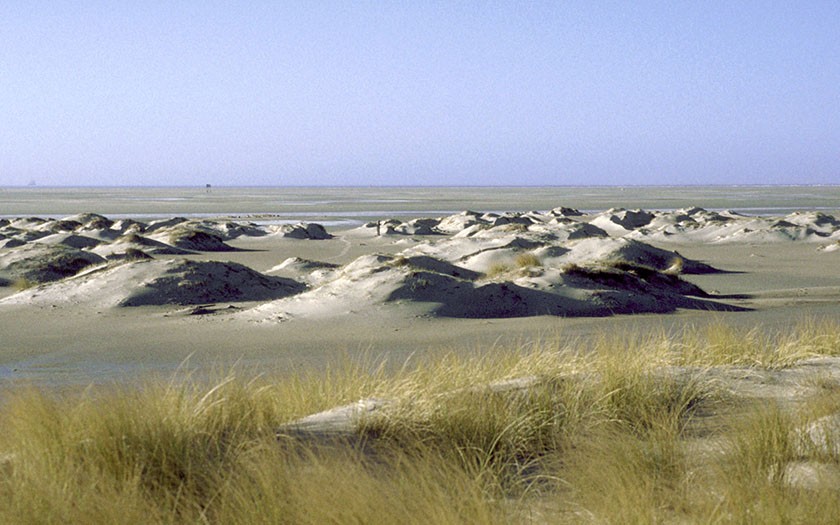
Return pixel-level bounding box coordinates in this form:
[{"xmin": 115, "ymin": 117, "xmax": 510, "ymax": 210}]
[
  {"xmin": 560, "ymin": 394, "xmax": 840, "ymax": 524},
  {"xmin": 215, "ymin": 444, "xmax": 506, "ymax": 524},
  {"xmin": 362, "ymin": 343, "xmax": 709, "ymax": 507},
  {"xmin": 514, "ymin": 252, "xmax": 541, "ymax": 269},
  {"xmin": 513, "ymin": 253, "xmax": 543, "ymax": 277},
  {"xmin": 483, "ymin": 253, "xmax": 542, "ymax": 280},
  {"xmin": 0, "ymin": 363, "xmax": 393, "ymax": 524},
  {"xmin": 664, "ymin": 254, "xmax": 684, "ymax": 275},
  {"xmin": 0, "ymin": 342, "xmax": 708, "ymax": 523},
  {"xmin": 1, "ymin": 319, "xmax": 840, "ymax": 522},
  {"xmin": 11, "ymin": 277, "xmax": 35, "ymax": 291},
  {"xmin": 693, "ymin": 394, "xmax": 840, "ymax": 524},
  {"xmin": 388, "ymin": 254, "xmax": 410, "ymax": 267},
  {"xmin": 497, "ymin": 222, "xmax": 528, "ymax": 233},
  {"xmin": 672, "ymin": 317, "xmax": 840, "ymax": 369},
  {"xmin": 121, "ymin": 248, "xmax": 153, "ymax": 261},
  {"xmin": 484, "ymin": 262, "xmax": 513, "ymax": 279}
]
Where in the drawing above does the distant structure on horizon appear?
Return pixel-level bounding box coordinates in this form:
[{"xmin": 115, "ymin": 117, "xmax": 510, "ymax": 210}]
[{"xmin": 206, "ymin": 183, "xmax": 212, "ymax": 193}]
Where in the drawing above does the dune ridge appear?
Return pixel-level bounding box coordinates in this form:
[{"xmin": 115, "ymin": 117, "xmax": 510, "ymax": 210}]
[{"xmin": 1, "ymin": 207, "xmax": 837, "ymax": 319}]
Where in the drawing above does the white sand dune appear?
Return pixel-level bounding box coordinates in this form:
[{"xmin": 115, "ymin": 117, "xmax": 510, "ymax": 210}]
[
  {"xmin": 0, "ymin": 243, "xmax": 107, "ymax": 285},
  {"xmin": 2, "ymin": 258, "xmax": 305, "ymax": 308},
  {"xmin": 3, "ymin": 228, "xmax": 49, "ymax": 243},
  {"xmin": 436, "ymin": 211, "xmax": 484, "ymax": 233},
  {"xmin": 91, "ymin": 233, "xmax": 194, "ymax": 258},
  {"xmin": 559, "ymin": 238, "xmax": 718, "ymax": 274},
  {"xmin": 8, "ymin": 217, "xmax": 49, "ymax": 229},
  {"xmin": 111, "ymin": 219, "xmax": 147, "ymax": 235},
  {"xmin": 615, "ymin": 208, "xmax": 840, "ymax": 244},
  {"xmin": 180, "ymin": 219, "xmax": 268, "ymax": 240},
  {"xmin": 34, "ymin": 232, "xmax": 103, "ymax": 249},
  {"xmin": 266, "ymin": 257, "xmax": 341, "ymax": 281},
  {"xmin": 2, "ymin": 206, "xmax": 837, "ymax": 322},
  {"xmin": 0, "ymin": 238, "xmax": 26, "ymax": 250},
  {"xmin": 818, "ymin": 241, "xmax": 840, "ymax": 253},
  {"xmin": 366, "ymin": 217, "xmax": 443, "ymax": 236},
  {"xmin": 149, "ymin": 228, "xmax": 241, "ymax": 252},
  {"xmin": 269, "ymin": 223, "xmax": 333, "ymax": 239},
  {"xmin": 144, "ymin": 217, "xmax": 191, "ymax": 234},
  {"xmin": 245, "ymin": 247, "xmax": 740, "ymax": 321}
]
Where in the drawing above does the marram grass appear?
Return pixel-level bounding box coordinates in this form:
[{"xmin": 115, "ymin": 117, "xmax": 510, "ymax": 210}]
[
  {"xmin": 1, "ymin": 319, "xmax": 840, "ymax": 523},
  {"xmin": 672, "ymin": 317, "xmax": 840, "ymax": 369}
]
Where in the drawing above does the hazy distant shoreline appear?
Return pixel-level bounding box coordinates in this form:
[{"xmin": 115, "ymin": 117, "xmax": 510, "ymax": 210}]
[{"xmin": 2, "ymin": 185, "xmax": 839, "ymax": 219}]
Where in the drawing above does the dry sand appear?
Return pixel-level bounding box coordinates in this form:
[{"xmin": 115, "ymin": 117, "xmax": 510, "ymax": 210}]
[{"xmin": 1, "ymin": 186, "xmax": 839, "ymax": 388}]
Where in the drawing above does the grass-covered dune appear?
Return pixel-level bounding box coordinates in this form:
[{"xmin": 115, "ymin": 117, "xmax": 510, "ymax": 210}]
[{"xmin": 2, "ymin": 320, "xmax": 840, "ymax": 524}]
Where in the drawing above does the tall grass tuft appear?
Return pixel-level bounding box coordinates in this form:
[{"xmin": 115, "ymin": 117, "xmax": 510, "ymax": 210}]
[
  {"xmin": 1, "ymin": 318, "xmax": 840, "ymax": 522},
  {"xmin": 673, "ymin": 318, "xmax": 840, "ymax": 368},
  {"xmin": 0, "ymin": 361, "xmax": 391, "ymax": 524},
  {"xmin": 514, "ymin": 253, "xmax": 541, "ymax": 269}
]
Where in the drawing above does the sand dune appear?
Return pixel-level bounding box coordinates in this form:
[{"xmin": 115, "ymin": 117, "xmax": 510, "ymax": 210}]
[
  {"xmin": 34, "ymin": 232, "xmax": 104, "ymax": 249},
  {"xmin": 1, "ymin": 207, "xmax": 837, "ymax": 322},
  {"xmin": 3, "ymin": 258, "xmax": 304, "ymax": 308},
  {"xmin": 155, "ymin": 228, "xmax": 241, "ymax": 252},
  {"xmin": 0, "ymin": 243, "xmax": 106, "ymax": 285},
  {"xmin": 343, "ymin": 207, "xmax": 840, "ymax": 246},
  {"xmin": 93, "ymin": 233, "xmax": 194, "ymax": 257},
  {"xmin": 270, "ymin": 223, "xmax": 333, "ymax": 239}
]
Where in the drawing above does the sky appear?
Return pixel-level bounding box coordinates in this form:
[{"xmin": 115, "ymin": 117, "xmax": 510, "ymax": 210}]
[{"xmin": 1, "ymin": 1, "xmax": 838, "ymax": 187}]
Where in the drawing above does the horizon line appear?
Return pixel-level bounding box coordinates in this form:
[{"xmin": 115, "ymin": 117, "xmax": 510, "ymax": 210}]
[{"xmin": 2, "ymin": 183, "xmax": 839, "ymax": 190}]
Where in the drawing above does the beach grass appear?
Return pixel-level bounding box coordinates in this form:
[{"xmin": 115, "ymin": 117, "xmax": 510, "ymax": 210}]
[
  {"xmin": 1, "ymin": 319, "xmax": 840, "ymax": 523},
  {"xmin": 514, "ymin": 252, "xmax": 541, "ymax": 269}
]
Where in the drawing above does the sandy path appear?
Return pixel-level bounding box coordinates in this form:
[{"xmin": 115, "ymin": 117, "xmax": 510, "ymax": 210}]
[{"xmin": 325, "ymin": 235, "xmax": 353, "ymax": 262}]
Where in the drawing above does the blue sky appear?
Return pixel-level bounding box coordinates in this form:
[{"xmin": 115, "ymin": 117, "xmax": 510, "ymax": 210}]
[{"xmin": 1, "ymin": 1, "xmax": 838, "ymax": 186}]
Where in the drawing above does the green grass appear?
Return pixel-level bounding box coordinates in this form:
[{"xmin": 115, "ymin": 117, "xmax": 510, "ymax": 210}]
[{"xmin": 2, "ymin": 319, "xmax": 840, "ymax": 523}]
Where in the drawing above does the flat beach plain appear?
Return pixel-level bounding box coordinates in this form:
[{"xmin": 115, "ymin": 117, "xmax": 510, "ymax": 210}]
[{"xmin": 1, "ymin": 185, "xmax": 839, "ymax": 388}]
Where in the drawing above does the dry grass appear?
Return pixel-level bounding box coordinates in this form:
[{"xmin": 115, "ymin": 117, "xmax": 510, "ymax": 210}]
[
  {"xmin": 664, "ymin": 254, "xmax": 684, "ymax": 275},
  {"xmin": 514, "ymin": 253, "xmax": 541, "ymax": 269},
  {"xmin": 672, "ymin": 317, "xmax": 840, "ymax": 368},
  {"xmin": 11, "ymin": 277, "xmax": 35, "ymax": 291},
  {"xmin": 388, "ymin": 255, "xmax": 410, "ymax": 267},
  {"xmin": 484, "ymin": 262, "xmax": 513, "ymax": 279},
  {"xmin": 483, "ymin": 253, "xmax": 542, "ymax": 280},
  {"xmin": 1, "ymin": 319, "xmax": 840, "ymax": 523}
]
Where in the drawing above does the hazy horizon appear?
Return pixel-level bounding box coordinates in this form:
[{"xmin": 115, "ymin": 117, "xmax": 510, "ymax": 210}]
[
  {"xmin": 3, "ymin": 2, "xmax": 838, "ymax": 187},
  {"xmin": 3, "ymin": 182, "xmax": 840, "ymax": 189}
]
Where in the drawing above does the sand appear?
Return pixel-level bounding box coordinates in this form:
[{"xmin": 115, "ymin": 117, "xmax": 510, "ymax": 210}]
[{"xmin": 1, "ymin": 186, "xmax": 839, "ymax": 388}]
